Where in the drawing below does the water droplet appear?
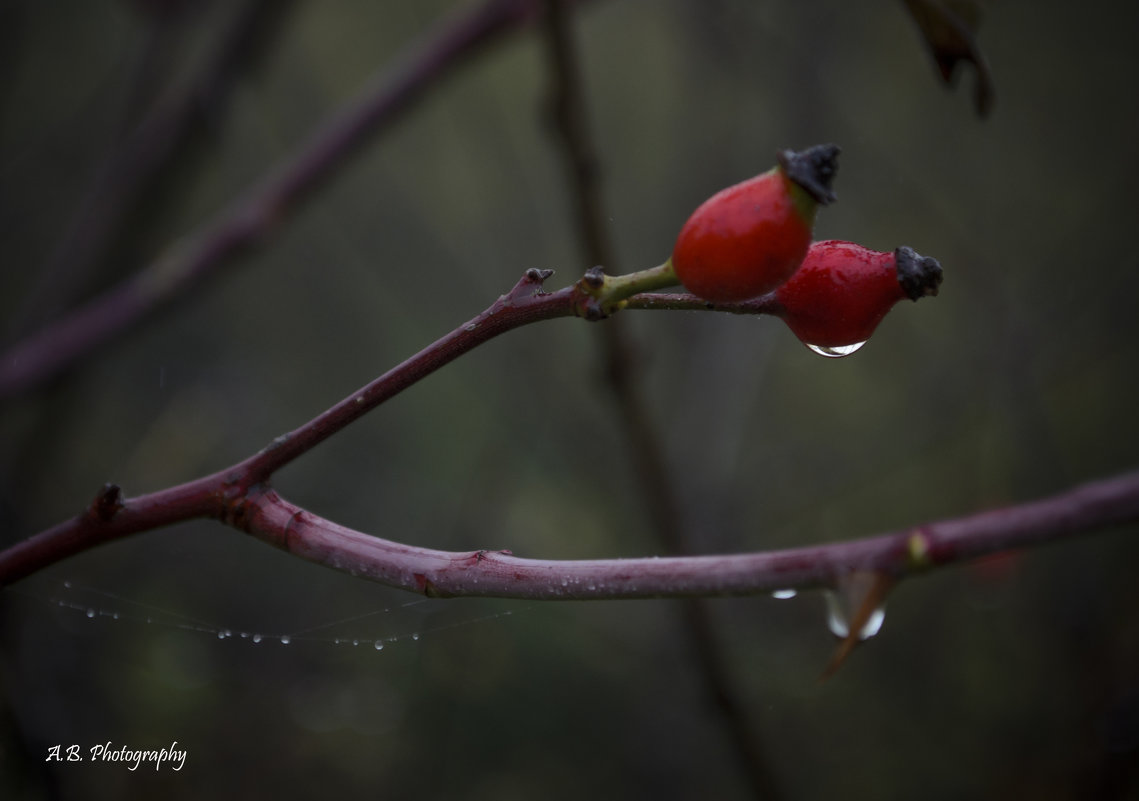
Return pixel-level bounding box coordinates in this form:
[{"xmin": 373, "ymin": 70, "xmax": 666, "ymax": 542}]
[
  {"xmin": 771, "ymin": 588, "xmax": 798, "ymax": 600},
  {"xmin": 63, "ymin": 581, "xmax": 72, "ymax": 589},
  {"xmin": 806, "ymin": 341, "xmax": 866, "ymax": 359},
  {"xmin": 823, "ymin": 589, "xmax": 886, "ymax": 640},
  {"xmin": 373, "ymin": 640, "xmax": 384, "ymax": 651},
  {"xmin": 463, "ymin": 322, "xmax": 478, "ymax": 332},
  {"xmin": 352, "ymin": 639, "xmax": 359, "ymax": 646},
  {"xmin": 280, "ymin": 635, "xmax": 292, "ymax": 645},
  {"xmin": 112, "ymin": 612, "xmax": 120, "ymax": 620},
  {"xmin": 86, "ymin": 608, "xmax": 95, "ymax": 618},
  {"xmin": 252, "ymin": 634, "xmax": 263, "ymax": 643},
  {"xmin": 411, "ymin": 632, "xmax": 420, "ymax": 641},
  {"xmin": 217, "ymin": 631, "xmax": 226, "ymax": 640}
]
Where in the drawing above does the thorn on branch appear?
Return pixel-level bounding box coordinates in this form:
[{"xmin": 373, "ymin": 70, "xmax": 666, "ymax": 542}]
[
  {"xmin": 820, "ymin": 571, "xmax": 896, "ymax": 681},
  {"xmin": 508, "ymin": 268, "xmax": 556, "ymax": 301},
  {"xmin": 86, "ymin": 483, "xmax": 124, "ymax": 523},
  {"xmin": 525, "ymin": 267, "xmax": 555, "ymax": 283}
]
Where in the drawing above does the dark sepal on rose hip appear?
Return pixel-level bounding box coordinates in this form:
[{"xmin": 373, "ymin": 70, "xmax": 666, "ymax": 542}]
[
  {"xmin": 777, "ymin": 144, "xmax": 842, "ymax": 205},
  {"xmin": 895, "ymin": 246, "xmax": 943, "ymax": 300}
]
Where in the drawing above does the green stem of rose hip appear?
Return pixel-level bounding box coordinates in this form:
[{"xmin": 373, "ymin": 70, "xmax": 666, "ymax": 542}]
[{"xmin": 575, "ymin": 260, "xmax": 680, "ymax": 318}]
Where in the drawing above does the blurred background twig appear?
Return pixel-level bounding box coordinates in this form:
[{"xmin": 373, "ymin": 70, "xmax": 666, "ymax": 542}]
[{"xmin": 540, "ymin": 1, "xmax": 781, "ymax": 797}]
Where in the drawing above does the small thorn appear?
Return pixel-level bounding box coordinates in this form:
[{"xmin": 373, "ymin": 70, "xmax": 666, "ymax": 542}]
[
  {"xmin": 525, "ymin": 267, "xmax": 554, "ymax": 283},
  {"xmin": 820, "ymin": 571, "xmax": 895, "ymax": 681},
  {"xmin": 87, "ymin": 483, "xmax": 124, "ymax": 522}
]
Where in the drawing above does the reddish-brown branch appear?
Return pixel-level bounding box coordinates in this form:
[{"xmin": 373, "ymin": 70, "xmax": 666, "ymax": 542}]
[
  {"xmin": 5, "ymin": 463, "xmax": 1136, "ymax": 597},
  {"xmin": 0, "ymin": 268, "xmax": 574, "ymax": 585},
  {"xmin": 235, "ymin": 270, "xmax": 576, "ymax": 482},
  {"xmin": 2, "ymin": 264, "xmax": 1136, "ymax": 589},
  {"xmin": 0, "ymin": 474, "xmax": 225, "ymax": 587},
  {"xmin": 242, "ymin": 470, "xmax": 1139, "ymax": 598}
]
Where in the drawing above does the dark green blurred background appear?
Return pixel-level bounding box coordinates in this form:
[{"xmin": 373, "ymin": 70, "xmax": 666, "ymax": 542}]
[{"xmin": 2, "ymin": 1, "xmax": 1138, "ymax": 799}]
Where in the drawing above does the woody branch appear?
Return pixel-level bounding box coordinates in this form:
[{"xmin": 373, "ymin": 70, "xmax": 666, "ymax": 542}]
[{"xmin": 2, "ymin": 269, "xmax": 1137, "ymax": 591}]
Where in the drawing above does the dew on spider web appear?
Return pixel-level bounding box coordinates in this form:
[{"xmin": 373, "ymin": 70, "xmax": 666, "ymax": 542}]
[
  {"xmin": 770, "ymin": 588, "xmax": 798, "ymax": 600},
  {"xmin": 806, "ymin": 341, "xmax": 866, "ymax": 358},
  {"xmin": 19, "ymin": 579, "xmax": 519, "ymax": 655}
]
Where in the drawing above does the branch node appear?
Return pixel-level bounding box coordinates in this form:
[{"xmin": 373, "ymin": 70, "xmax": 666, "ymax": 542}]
[
  {"xmin": 582, "ymin": 265, "xmax": 606, "ymax": 289},
  {"xmin": 906, "ymin": 527, "xmax": 934, "ymax": 569},
  {"xmin": 86, "ymin": 483, "xmax": 124, "ymax": 523},
  {"xmin": 573, "ymin": 267, "xmax": 612, "ymax": 321}
]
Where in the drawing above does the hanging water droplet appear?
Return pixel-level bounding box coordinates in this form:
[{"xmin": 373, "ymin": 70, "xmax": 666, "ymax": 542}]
[
  {"xmin": 806, "ymin": 341, "xmax": 866, "ymax": 359},
  {"xmin": 63, "ymin": 581, "xmax": 72, "ymax": 589},
  {"xmin": 373, "ymin": 640, "xmax": 384, "ymax": 651},
  {"xmin": 86, "ymin": 608, "xmax": 95, "ymax": 618},
  {"xmin": 411, "ymin": 632, "xmax": 420, "ymax": 641},
  {"xmin": 352, "ymin": 639, "xmax": 359, "ymax": 646},
  {"xmin": 280, "ymin": 635, "xmax": 292, "ymax": 645},
  {"xmin": 823, "ymin": 589, "xmax": 886, "ymax": 641},
  {"xmin": 771, "ymin": 588, "xmax": 798, "ymax": 600},
  {"xmin": 252, "ymin": 634, "xmax": 263, "ymax": 643}
]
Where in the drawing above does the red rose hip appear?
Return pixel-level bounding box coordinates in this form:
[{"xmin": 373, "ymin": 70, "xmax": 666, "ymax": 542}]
[
  {"xmin": 671, "ymin": 144, "xmax": 840, "ymax": 303},
  {"xmin": 775, "ymin": 240, "xmax": 942, "ymax": 354}
]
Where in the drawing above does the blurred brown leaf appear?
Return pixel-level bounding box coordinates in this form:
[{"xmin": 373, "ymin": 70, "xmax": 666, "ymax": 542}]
[{"xmin": 902, "ymin": 0, "xmax": 995, "ymax": 117}]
